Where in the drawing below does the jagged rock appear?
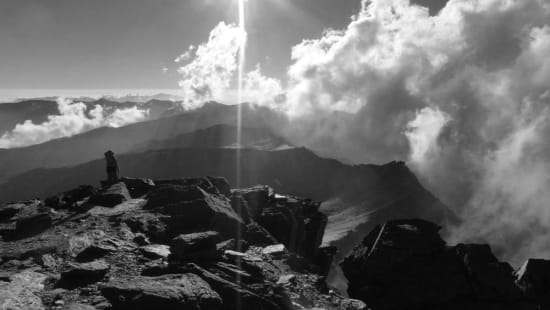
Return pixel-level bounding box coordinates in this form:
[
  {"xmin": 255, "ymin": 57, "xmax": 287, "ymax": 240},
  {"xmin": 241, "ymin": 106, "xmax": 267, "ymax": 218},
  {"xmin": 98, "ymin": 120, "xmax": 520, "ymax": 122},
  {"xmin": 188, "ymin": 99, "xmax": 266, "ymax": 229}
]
[
  {"xmin": 146, "ymin": 184, "xmax": 243, "ymax": 238},
  {"xmin": 75, "ymin": 242, "xmax": 117, "ymax": 262},
  {"xmin": 216, "ymin": 238, "xmax": 249, "ymax": 252},
  {"xmin": 140, "ymin": 244, "xmax": 170, "ymax": 259},
  {"xmin": 263, "ymin": 244, "xmax": 286, "ymax": 257},
  {"xmin": 154, "ymin": 177, "xmax": 221, "ymax": 196},
  {"xmin": 59, "ymin": 259, "xmax": 110, "ymax": 287},
  {"xmin": 123, "ymin": 212, "xmax": 169, "ymax": 242},
  {"xmin": 235, "ymin": 186, "xmax": 271, "ymax": 220},
  {"xmin": 88, "ymin": 182, "xmax": 131, "ymax": 207},
  {"xmin": 0, "ymin": 269, "xmax": 47, "ymax": 310},
  {"xmin": 100, "ymin": 273, "xmax": 222, "ymax": 310},
  {"xmin": 120, "ymin": 177, "xmax": 154, "ymax": 198},
  {"xmin": 0, "ymin": 203, "xmax": 25, "ymax": 221},
  {"xmin": 316, "ymin": 245, "xmax": 337, "ymax": 277},
  {"xmin": 341, "ymin": 219, "xmax": 473, "ymax": 310},
  {"xmin": 516, "ymin": 259, "xmax": 550, "ymax": 299},
  {"xmin": 15, "ymin": 213, "xmax": 53, "ymax": 236},
  {"xmin": 454, "ymin": 243, "xmax": 522, "ymax": 301},
  {"xmin": 303, "ymin": 211, "xmax": 328, "ymax": 259},
  {"xmin": 44, "ymin": 185, "xmax": 97, "ymax": 209},
  {"xmin": 170, "ymin": 231, "xmax": 221, "ymax": 261},
  {"xmin": 133, "ymin": 233, "xmax": 150, "ymax": 246},
  {"xmin": 182, "ymin": 263, "xmax": 292, "ymax": 310},
  {"xmin": 258, "ymin": 197, "xmax": 327, "ymax": 260},
  {"xmin": 244, "ymin": 222, "xmax": 278, "ymax": 246},
  {"xmin": 230, "ymin": 192, "xmax": 251, "ymax": 223},
  {"xmin": 277, "ymin": 274, "xmax": 296, "ymax": 285},
  {"xmin": 35, "ymin": 253, "xmax": 59, "ymax": 269},
  {"xmin": 207, "ymin": 176, "xmax": 232, "ymax": 198}
]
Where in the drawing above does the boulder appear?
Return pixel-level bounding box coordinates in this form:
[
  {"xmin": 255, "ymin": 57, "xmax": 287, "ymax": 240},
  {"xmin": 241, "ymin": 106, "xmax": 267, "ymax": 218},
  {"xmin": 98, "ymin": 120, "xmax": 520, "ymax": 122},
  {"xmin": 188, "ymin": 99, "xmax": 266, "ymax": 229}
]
[
  {"xmin": 120, "ymin": 177, "xmax": 155, "ymax": 198},
  {"xmin": 75, "ymin": 242, "xmax": 117, "ymax": 262},
  {"xmin": 123, "ymin": 212, "xmax": 169, "ymax": 242},
  {"xmin": 88, "ymin": 182, "xmax": 131, "ymax": 208},
  {"xmin": 133, "ymin": 233, "xmax": 150, "ymax": 246},
  {"xmin": 0, "ymin": 203, "xmax": 25, "ymax": 221},
  {"xmin": 59, "ymin": 259, "xmax": 110, "ymax": 287},
  {"xmin": 235, "ymin": 186, "xmax": 271, "ymax": 220},
  {"xmin": 454, "ymin": 243, "xmax": 522, "ymax": 301},
  {"xmin": 216, "ymin": 238, "xmax": 249, "ymax": 253},
  {"xmin": 182, "ymin": 263, "xmax": 292, "ymax": 310},
  {"xmin": 15, "ymin": 213, "xmax": 53, "ymax": 237},
  {"xmin": 140, "ymin": 244, "xmax": 171, "ymax": 259},
  {"xmin": 45, "ymin": 185, "xmax": 96, "ymax": 209},
  {"xmin": 516, "ymin": 259, "xmax": 550, "ymax": 299},
  {"xmin": 170, "ymin": 231, "xmax": 221, "ymax": 261},
  {"xmin": 146, "ymin": 184, "xmax": 243, "ymax": 238},
  {"xmin": 100, "ymin": 273, "xmax": 222, "ymax": 310},
  {"xmin": 262, "ymin": 244, "xmax": 286, "ymax": 257},
  {"xmin": 341, "ymin": 219, "xmax": 473, "ymax": 310},
  {"xmin": 258, "ymin": 197, "xmax": 327, "ymax": 260}
]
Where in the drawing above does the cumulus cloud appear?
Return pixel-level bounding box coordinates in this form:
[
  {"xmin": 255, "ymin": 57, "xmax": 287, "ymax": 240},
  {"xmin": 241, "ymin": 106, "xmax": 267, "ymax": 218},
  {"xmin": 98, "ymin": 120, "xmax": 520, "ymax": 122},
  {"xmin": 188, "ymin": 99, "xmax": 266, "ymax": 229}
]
[
  {"xmin": 0, "ymin": 97, "xmax": 148, "ymax": 148},
  {"xmin": 175, "ymin": 0, "xmax": 550, "ymax": 263},
  {"xmin": 176, "ymin": 22, "xmax": 246, "ymax": 108},
  {"xmin": 279, "ymin": 0, "xmax": 550, "ymax": 264},
  {"xmin": 183, "ymin": 0, "xmax": 550, "ymax": 264}
]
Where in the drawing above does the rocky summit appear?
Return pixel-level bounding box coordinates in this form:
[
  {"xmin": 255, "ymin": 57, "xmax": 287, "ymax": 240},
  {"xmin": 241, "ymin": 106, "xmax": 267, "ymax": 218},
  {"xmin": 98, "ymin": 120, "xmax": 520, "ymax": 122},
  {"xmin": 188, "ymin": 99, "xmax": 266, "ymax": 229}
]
[
  {"xmin": 0, "ymin": 176, "xmax": 363, "ymax": 310},
  {"xmin": 2, "ymin": 176, "xmax": 550, "ymax": 310}
]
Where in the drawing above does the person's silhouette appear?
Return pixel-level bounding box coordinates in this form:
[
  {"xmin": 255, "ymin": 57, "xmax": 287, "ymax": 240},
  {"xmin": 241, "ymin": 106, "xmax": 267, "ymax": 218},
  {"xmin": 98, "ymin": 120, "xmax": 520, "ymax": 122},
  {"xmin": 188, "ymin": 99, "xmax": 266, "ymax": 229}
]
[{"xmin": 104, "ymin": 150, "xmax": 119, "ymax": 184}]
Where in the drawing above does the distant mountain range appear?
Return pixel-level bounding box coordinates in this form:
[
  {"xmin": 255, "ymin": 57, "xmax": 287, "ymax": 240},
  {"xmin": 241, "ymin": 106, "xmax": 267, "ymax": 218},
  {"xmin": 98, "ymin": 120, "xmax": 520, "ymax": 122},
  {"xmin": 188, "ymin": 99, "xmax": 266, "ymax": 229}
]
[
  {"xmin": 0, "ymin": 99, "xmax": 459, "ymax": 292},
  {"xmin": 0, "ymin": 102, "xmax": 285, "ymax": 182},
  {"xmin": 0, "ymin": 98, "xmax": 179, "ymax": 135}
]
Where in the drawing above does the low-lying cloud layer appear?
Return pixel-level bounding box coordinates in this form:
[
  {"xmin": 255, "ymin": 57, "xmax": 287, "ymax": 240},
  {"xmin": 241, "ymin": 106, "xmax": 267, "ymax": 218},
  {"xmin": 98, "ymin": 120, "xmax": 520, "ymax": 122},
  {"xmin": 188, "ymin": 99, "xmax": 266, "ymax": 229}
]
[
  {"xmin": 0, "ymin": 98, "xmax": 148, "ymax": 148},
  {"xmin": 178, "ymin": 0, "xmax": 550, "ymax": 264}
]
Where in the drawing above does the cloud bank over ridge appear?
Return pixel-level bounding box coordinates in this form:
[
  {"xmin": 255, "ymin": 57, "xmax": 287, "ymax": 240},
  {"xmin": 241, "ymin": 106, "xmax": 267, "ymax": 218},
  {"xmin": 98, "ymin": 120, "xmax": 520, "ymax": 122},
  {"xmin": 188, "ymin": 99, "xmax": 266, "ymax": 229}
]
[
  {"xmin": 0, "ymin": 98, "xmax": 148, "ymax": 148},
  {"xmin": 177, "ymin": 0, "xmax": 550, "ymax": 264}
]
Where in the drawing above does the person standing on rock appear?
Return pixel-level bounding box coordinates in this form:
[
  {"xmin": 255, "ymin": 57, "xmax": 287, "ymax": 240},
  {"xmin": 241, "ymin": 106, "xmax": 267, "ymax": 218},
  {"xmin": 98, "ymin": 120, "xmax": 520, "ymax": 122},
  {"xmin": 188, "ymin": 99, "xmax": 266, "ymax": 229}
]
[{"xmin": 104, "ymin": 150, "xmax": 119, "ymax": 184}]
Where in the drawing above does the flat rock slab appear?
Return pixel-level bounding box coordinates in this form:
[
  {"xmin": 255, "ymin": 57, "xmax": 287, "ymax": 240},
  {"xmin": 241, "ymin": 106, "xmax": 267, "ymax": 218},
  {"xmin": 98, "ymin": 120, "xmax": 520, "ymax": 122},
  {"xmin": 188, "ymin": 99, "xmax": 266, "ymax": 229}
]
[
  {"xmin": 59, "ymin": 259, "xmax": 109, "ymax": 287},
  {"xmin": 262, "ymin": 244, "xmax": 286, "ymax": 256},
  {"xmin": 140, "ymin": 244, "xmax": 170, "ymax": 259},
  {"xmin": 170, "ymin": 231, "xmax": 221, "ymax": 261},
  {"xmin": 88, "ymin": 199, "xmax": 146, "ymax": 217},
  {"xmin": 100, "ymin": 273, "xmax": 222, "ymax": 310}
]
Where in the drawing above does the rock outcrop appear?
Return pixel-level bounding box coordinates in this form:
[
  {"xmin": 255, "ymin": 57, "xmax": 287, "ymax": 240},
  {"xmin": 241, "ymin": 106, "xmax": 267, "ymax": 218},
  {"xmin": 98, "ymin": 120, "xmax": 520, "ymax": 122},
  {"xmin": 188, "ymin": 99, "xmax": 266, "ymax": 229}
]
[
  {"xmin": 341, "ymin": 219, "xmax": 541, "ymax": 310},
  {"xmin": 88, "ymin": 182, "xmax": 131, "ymax": 207},
  {"xmin": 0, "ymin": 176, "xmax": 352, "ymax": 310}
]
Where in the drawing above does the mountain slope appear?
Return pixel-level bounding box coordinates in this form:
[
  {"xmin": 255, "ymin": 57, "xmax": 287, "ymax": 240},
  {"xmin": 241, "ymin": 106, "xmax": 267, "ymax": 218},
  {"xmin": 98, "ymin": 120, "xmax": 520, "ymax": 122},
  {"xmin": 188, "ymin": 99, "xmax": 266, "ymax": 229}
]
[
  {"xmin": 130, "ymin": 124, "xmax": 291, "ymax": 153},
  {"xmin": 0, "ymin": 102, "xmax": 285, "ymax": 182}
]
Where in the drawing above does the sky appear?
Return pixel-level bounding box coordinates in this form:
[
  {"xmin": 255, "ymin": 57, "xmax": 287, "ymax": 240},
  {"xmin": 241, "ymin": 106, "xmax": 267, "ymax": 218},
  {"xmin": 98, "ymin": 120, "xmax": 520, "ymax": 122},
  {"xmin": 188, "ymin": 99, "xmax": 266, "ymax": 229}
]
[{"xmin": 0, "ymin": 0, "xmax": 446, "ymax": 90}]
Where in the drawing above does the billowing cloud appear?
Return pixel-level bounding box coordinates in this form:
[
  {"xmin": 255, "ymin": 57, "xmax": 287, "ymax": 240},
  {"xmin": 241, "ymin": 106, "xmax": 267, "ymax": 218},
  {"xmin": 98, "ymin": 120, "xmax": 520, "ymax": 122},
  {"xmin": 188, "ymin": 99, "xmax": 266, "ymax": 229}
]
[
  {"xmin": 175, "ymin": 22, "xmax": 246, "ymax": 108},
  {"xmin": 280, "ymin": 0, "xmax": 550, "ymax": 265},
  {"xmin": 0, "ymin": 97, "xmax": 148, "ymax": 148},
  {"xmin": 178, "ymin": 0, "xmax": 550, "ymax": 264}
]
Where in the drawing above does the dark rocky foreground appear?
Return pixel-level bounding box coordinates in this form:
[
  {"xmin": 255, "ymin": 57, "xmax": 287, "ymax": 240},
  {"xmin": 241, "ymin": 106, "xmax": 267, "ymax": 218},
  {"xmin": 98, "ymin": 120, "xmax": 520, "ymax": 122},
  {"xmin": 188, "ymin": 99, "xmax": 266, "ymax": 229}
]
[
  {"xmin": 0, "ymin": 176, "xmax": 364, "ymax": 310},
  {"xmin": 1, "ymin": 176, "xmax": 550, "ymax": 310},
  {"xmin": 341, "ymin": 219, "xmax": 550, "ymax": 310}
]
